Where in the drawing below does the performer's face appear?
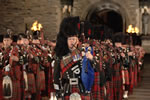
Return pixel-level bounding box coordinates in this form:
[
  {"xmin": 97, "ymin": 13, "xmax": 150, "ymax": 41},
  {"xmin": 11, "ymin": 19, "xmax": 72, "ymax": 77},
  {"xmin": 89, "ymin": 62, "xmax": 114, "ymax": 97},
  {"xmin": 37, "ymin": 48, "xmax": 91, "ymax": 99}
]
[
  {"xmin": 17, "ymin": 40, "xmax": 23, "ymax": 45},
  {"xmin": 115, "ymin": 42, "xmax": 122, "ymax": 47},
  {"xmin": 32, "ymin": 39, "xmax": 40, "ymax": 44},
  {"xmin": 67, "ymin": 36, "xmax": 79, "ymax": 51},
  {"xmin": 23, "ymin": 38, "xmax": 29, "ymax": 45},
  {"xmin": 3, "ymin": 38, "xmax": 12, "ymax": 47}
]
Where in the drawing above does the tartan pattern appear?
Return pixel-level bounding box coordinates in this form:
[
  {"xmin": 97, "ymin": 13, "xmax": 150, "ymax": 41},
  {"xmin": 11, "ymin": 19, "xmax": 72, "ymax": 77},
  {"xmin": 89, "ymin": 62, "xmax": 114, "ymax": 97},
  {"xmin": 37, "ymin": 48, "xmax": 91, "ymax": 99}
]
[
  {"xmin": 30, "ymin": 64, "xmax": 38, "ymax": 74},
  {"xmin": 61, "ymin": 61, "xmax": 77, "ymax": 75},
  {"xmin": 106, "ymin": 81, "xmax": 114, "ymax": 100},
  {"xmin": 61, "ymin": 50, "xmax": 80, "ymax": 75},
  {"xmin": 129, "ymin": 64, "xmax": 134, "ymax": 94},
  {"xmin": 10, "ymin": 50, "xmax": 22, "ymax": 100},
  {"xmin": 122, "ymin": 69, "xmax": 130, "ymax": 85},
  {"xmin": 106, "ymin": 81, "xmax": 110, "ymax": 100},
  {"xmin": 36, "ymin": 66, "xmax": 45, "ymax": 100},
  {"xmin": 60, "ymin": 50, "xmax": 92, "ymax": 99},
  {"xmin": 27, "ymin": 73, "xmax": 36, "ymax": 93},
  {"xmin": 11, "ymin": 80, "xmax": 21, "ymax": 100},
  {"xmin": 47, "ymin": 65, "xmax": 55, "ymax": 98},
  {"xmin": 113, "ymin": 63, "xmax": 123, "ymax": 100},
  {"xmin": 36, "ymin": 70, "xmax": 45, "ymax": 91},
  {"xmin": 0, "ymin": 41, "xmax": 145, "ymax": 100},
  {"xmin": 134, "ymin": 64, "xmax": 138, "ymax": 87},
  {"xmin": 100, "ymin": 86, "xmax": 105, "ymax": 100},
  {"xmin": 91, "ymin": 72, "xmax": 101, "ymax": 100}
]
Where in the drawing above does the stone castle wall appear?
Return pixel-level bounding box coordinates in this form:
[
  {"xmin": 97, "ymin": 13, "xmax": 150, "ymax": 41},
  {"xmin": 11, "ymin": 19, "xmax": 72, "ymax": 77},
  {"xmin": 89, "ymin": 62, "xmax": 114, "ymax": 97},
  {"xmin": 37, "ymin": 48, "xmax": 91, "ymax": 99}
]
[{"xmin": 0, "ymin": 0, "xmax": 141, "ymax": 40}]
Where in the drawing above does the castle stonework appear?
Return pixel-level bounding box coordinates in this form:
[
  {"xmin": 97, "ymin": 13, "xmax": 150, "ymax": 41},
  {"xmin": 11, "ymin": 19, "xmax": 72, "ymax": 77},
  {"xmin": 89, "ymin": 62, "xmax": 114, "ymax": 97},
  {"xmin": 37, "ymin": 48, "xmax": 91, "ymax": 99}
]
[
  {"xmin": 1, "ymin": 0, "xmax": 150, "ymax": 53},
  {"xmin": 0, "ymin": 0, "xmax": 140, "ymax": 39}
]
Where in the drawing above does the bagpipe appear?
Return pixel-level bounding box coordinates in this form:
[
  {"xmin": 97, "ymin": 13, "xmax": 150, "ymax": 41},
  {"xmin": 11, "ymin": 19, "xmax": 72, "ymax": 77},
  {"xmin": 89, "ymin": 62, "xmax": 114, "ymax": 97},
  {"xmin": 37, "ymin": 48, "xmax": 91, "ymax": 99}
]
[
  {"xmin": 24, "ymin": 44, "xmax": 47, "ymax": 91},
  {"xmin": 34, "ymin": 44, "xmax": 50, "ymax": 62},
  {"xmin": 81, "ymin": 46, "xmax": 95, "ymax": 92},
  {"xmin": 19, "ymin": 45, "xmax": 38, "ymax": 93},
  {"xmin": 20, "ymin": 44, "xmax": 45, "ymax": 93}
]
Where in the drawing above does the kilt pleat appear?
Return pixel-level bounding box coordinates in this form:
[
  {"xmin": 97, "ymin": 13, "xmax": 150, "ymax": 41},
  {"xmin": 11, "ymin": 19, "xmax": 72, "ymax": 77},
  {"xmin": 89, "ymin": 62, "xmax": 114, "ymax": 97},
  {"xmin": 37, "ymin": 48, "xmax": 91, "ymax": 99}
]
[
  {"xmin": 11, "ymin": 80, "xmax": 21, "ymax": 100},
  {"xmin": 106, "ymin": 81, "xmax": 113, "ymax": 100},
  {"xmin": 100, "ymin": 86, "xmax": 105, "ymax": 100},
  {"xmin": 113, "ymin": 63, "xmax": 123, "ymax": 100},
  {"xmin": 134, "ymin": 65, "xmax": 138, "ymax": 87},
  {"xmin": 91, "ymin": 72, "xmax": 101, "ymax": 100},
  {"xmin": 27, "ymin": 73, "xmax": 36, "ymax": 93},
  {"xmin": 36, "ymin": 70, "xmax": 45, "ymax": 91},
  {"xmin": 129, "ymin": 66, "xmax": 134, "ymax": 94}
]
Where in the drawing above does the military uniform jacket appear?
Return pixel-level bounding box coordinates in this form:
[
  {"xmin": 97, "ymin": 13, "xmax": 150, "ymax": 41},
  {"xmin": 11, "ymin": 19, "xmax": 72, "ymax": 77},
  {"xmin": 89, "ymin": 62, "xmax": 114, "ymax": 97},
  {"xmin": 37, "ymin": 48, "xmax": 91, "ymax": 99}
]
[{"xmin": 53, "ymin": 47, "xmax": 98, "ymax": 98}]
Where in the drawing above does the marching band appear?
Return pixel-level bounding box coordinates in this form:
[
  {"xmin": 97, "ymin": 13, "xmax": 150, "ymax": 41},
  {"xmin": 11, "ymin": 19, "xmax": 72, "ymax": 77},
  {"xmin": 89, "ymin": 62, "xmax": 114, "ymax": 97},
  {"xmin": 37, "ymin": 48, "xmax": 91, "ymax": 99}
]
[{"xmin": 0, "ymin": 16, "xmax": 145, "ymax": 100}]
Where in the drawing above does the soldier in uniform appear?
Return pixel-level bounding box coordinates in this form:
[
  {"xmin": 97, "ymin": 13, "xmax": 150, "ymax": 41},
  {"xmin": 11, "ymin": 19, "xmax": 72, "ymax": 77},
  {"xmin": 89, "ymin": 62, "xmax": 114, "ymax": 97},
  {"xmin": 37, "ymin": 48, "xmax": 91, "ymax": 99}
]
[
  {"xmin": 29, "ymin": 33, "xmax": 43, "ymax": 100},
  {"xmin": 112, "ymin": 32, "xmax": 124, "ymax": 100},
  {"xmin": 53, "ymin": 16, "xmax": 96, "ymax": 100},
  {"xmin": 31, "ymin": 31, "xmax": 53, "ymax": 100},
  {"xmin": 121, "ymin": 34, "xmax": 131, "ymax": 99},
  {"xmin": 1, "ymin": 34, "xmax": 13, "ymax": 100},
  {"xmin": 1, "ymin": 34, "xmax": 22, "ymax": 100},
  {"xmin": 2, "ymin": 34, "xmax": 12, "ymax": 50},
  {"xmin": 16, "ymin": 33, "xmax": 31, "ymax": 100},
  {"xmin": 9, "ymin": 33, "xmax": 27, "ymax": 100}
]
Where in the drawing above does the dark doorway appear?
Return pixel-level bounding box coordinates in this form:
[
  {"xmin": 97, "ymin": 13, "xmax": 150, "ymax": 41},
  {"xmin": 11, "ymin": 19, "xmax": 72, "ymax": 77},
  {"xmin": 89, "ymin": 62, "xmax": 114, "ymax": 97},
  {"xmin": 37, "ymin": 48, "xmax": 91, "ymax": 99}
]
[{"xmin": 89, "ymin": 9, "xmax": 123, "ymax": 33}]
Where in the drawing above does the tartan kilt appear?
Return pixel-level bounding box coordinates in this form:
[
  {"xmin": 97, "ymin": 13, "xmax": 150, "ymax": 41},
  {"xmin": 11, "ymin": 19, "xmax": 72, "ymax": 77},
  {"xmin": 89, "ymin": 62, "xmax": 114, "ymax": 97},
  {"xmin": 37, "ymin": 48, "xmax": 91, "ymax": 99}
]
[
  {"xmin": 100, "ymin": 86, "xmax": 105, "ymax": 100},
  {"xmin": 30, "ymin": 64, "xmax": 37, "ymax": 74},
  {"xmin": 64, "ymin": 85, "xmax": 91, "ymax": 100},
  {"xmin": 91, "ymin": 72, "xmax": 101, "ymax": 100},
  {"xmin": 27, "ymin": 73, "xmax": 36, "ymax": 93},
  {"xmin": 9, "ymin": 66, "xmax": 21, "ymax": 100},
  {"xmin": 123, "ymin": 69, "xmax": 130, "ymax": 85},
  {"xmin": 48, "ymin": 65, "xmax": 55, "ymax": 98},
  {"xmin": 36, "ymin": 70, "xmax": 45, "ymax": 91},
  {"xmin": 113, "ymin": 63, "xmax": 123, "ymax": 100},
  {"xmin": 134, "ymin": 64, "xmax": 138, "ymax": 87},
  {"xmin": 106, "ymin": 81, "xmax": 114, "ymax": 100},
  {"xmin": 106, "ymin": 82, "xmax": 110, "ymax": 100},
  {"xmin": 129, "ymin": 66, "xmax": 134, "ymax": 94},
  {"xmin": 11, "ymin": 80, "xmax": 21, "ymax": 100},
  {"xmin": 14, "ymin": 66, "xmax": 22, "ymax": 81}
]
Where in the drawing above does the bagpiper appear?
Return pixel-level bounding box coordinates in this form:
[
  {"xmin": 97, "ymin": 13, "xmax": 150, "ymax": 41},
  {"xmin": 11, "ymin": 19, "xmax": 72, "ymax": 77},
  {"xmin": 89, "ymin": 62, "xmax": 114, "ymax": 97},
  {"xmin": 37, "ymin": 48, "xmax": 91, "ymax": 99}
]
[{"xmin": 53, "ymin": 16, "xmax": 97, "ymax": 100}]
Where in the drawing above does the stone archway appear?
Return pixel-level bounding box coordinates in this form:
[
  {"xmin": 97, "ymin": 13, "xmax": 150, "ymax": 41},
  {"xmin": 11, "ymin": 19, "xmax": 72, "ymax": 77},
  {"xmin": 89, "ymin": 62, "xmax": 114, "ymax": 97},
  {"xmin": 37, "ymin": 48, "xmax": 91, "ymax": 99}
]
[
  {"xmin": 81, "ymin": 0, "xmax": 130, "ymax": 33},
  {"xmin": 89, "ymin": 9, "xmax": 123, "ymax": 33}
]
